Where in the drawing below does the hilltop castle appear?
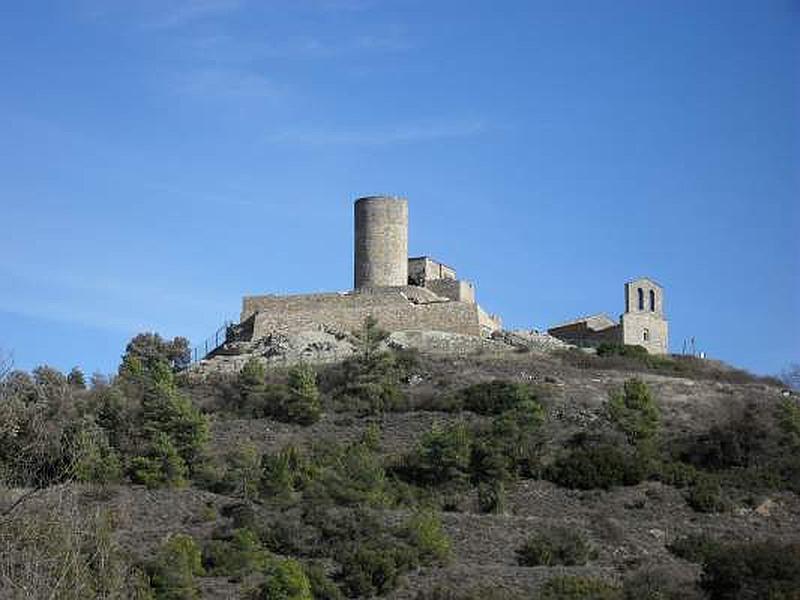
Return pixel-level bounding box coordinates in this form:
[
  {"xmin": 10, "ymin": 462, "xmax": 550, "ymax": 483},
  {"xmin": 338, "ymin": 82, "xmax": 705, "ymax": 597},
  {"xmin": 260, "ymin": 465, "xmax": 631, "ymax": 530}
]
[
  {"xmin": 222, "ymin": 196, "xmax": 668, "ymax": 356},
  {"xmin": 230, "ymin": 196, "xmax": 502, "ymax": 346}
]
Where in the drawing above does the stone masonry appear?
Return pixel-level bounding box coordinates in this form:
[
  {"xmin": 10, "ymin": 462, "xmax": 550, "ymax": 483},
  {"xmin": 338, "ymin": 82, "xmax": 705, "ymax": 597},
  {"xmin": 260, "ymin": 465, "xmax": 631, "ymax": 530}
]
[
  {"xmin": 226, "ymin": 196, "xmax": 501, "ymax": 348},
  {"xmin": 202, "ymin": 195, "xmax": 669, "ymax": 362},
  {"xmin": 241, "ymin": 286, "xmax": 488, "ymax": 340},
  {"xmin": 547, "ymin": 277, "xmax": 669, "ymax": 354}
]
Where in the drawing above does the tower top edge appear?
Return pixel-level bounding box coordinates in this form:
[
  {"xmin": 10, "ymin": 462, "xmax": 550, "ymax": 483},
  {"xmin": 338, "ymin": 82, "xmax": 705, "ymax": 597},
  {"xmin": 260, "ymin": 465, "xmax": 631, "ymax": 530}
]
[{"xmin": 355, "ymin": 195, "xmax": 407, "ymax": 203}]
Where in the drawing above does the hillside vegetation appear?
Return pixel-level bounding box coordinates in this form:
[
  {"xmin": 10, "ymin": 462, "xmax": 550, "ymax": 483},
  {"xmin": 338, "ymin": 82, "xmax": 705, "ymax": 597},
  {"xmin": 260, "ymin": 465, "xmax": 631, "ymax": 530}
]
[{"xmin": 1, "ymin": 323, "xmax": 798, "ymax": 600}]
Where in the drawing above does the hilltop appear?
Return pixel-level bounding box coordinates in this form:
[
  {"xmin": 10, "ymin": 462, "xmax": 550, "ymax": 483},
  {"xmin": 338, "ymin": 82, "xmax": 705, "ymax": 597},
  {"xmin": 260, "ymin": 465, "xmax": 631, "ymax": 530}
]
[{"xmin": 0, "ymin": 328, "xmax": 798, "ymax": 600}]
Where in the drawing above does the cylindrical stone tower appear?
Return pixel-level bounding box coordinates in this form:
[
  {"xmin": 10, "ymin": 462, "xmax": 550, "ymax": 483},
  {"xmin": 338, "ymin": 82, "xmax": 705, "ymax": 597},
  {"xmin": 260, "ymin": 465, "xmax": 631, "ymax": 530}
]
[{"xmin": 354, "ymin": 195, "xmax": 408, "ymax": 289}]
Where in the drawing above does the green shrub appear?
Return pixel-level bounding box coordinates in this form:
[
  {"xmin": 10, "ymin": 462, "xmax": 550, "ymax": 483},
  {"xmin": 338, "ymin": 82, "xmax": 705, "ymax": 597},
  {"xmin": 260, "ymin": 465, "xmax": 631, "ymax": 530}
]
[
  {"xmin": 329, "ymin": 317, "xmax": 409, "ymax": 415},
  {"xmin": 459, "ymin": 380, "xmax": 538, "ymax": 415},
  {"xmin": 354, "ymin": 315, "xmax": 389, "ymax": 360},
  {"xmin": 303, "ymin": 562, "xmax": 345, "ymax": 600},
  {"xmin": 285, "ymin": 363, "xmax": 322, "ymax": 425},
  {"xmin": 240, "ymin": 356, "xmax": 266, "ymax": 387},
  {"xmin": 401, "ymin": 511, "xmax": 451, "ymax": 563},
  {"xmin": 562, "ymin": 345, "xmax": 776, "ymax": 385},
  {"xmin": 700, "ymin": 540, "xmax": 800, "ymax": 600},
  {"xmin": 667, "ymin": 533, "xmax": 723, "ymax": 563},
  {"xmin": 237, "ymin": 357, "xmax": 268, "ymax": 415},
  {"xmin": 260, "ymin": 445, "xmax": 313, "ymax": 501},
  {"xmin": 335, "ymin": 358, "xmax": 405, "ymax": 414},
  {"xmin": 470, "ymin": 436, "xmax": 511, "ymax": 490},
  {"xmin": 622, "ymin": 567, "xmax": 696, "ymax": 600},
  {"xmin": 656, "ymin": 461, "xmax": 699, "ymax": 488},
  {"xmin": 222, "ymin": 503, "xmax": 258, "ymax": 531},
  {"xmin": 66, "ymin": 417, "xmax": 122, "ymax": 484},
  {"xmin": 516, "ymin": 527, "xmax": 596, "ymax": 566},
  {"xmin": 221, "ymin": 442, "xmax": 262, "ymax": 500},
  {"xmin": 539, "ymin": 576, "xmax": 621, "ymax": 600},
  {"xmin": 683, "ymin": 420, "xmax": 763, "ymax": 471},
  {"xmin": 287, "ymin": 507, "xmax": 449, "ymax": 598},
  {"xmin": 338, "ymin": 541, "xmax": 415, "ymax": 598},
  {"xmin": 202, "ymin": 528, "xmax": 269, "ymax": 579},
  {"xmin": 673, "ymin": 403, "xmax": 800, "ymax": 494},
  {"xmin": 0, "ymin": 374, "xmax": 73, "ymax": 487},
  {"xmin": 93, "ymin": 385, "xmax": 131, "ymax": 451},
  {"xmin": 414, "ymin": 586, "xmax": 520, "ymax": 600},
  {"xmin": 256, "ymin": 557, "xmax": 313, "ymax": 600},
  {"xmin": 197, "ymin": 502, "xmax": 218, "ymax": 523},
  {"xmin": 190, "ymin": 456, "xmax": 227, "ymax": 494},
  {"xmin": 686, "ymin": 476, "xmax": 728, "ymax": 513},
  {"xmin": 260, "ymin": 437, "xmax": 395, "ymax": 509},
  {"xmin": 778, "ymin": 398, "xmax": 800, "ymax": 450},
  {"xmin": 401, "ymin": 422, "xmax": 473, "ymax": 491},
  {"xmin": 486, "ymin": 399, "xmax": 546, "ymax": 477},
  {"xmin": 147, "ymin": 534, "xmax": 204, "ymax": 600},
  {"xmin": 608, "ymin": 378, "xmax": 661, "ymax": 447},
  {"xmin": 67, "ymin": 367, "xmax": 87, "ymax": 389},
  {"xmin": 307, "ymin": 439, "xmax": 389, "ymax": 507},
  {"xmin": 546, "ymin": 444, "xmax": 644, "ymax": 490},
  {"xmin": 268, "ymin": 506, "xmax": 362, "ymax": 558},
  {"xmin": 476, "ymin": 480, "xmax": 507, "ymax": 514},
  {"xmin": 596, "ymin": 343, "xmax": 649, "ymax": 359},
  {"xmin": 140, "ymin": 381, "xmax": 209, "ymax": 473},
  {"xmin": 120, "ymin": 333, "xmax": 190, "ymax": 373},
  {"xmin": 130, "ymin": 432, "xmax": 188, "ymax": 488},
  {"xmin": 360, "ymin": 423, "xmax": 381, "ymax": 451}
]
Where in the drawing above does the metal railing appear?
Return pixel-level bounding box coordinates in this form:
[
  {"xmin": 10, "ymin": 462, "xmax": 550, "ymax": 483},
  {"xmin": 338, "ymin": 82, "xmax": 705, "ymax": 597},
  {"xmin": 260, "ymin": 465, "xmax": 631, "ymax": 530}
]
[{"xmin": 191, "ymin": 319, "xmax": 235, "ymax": 363}]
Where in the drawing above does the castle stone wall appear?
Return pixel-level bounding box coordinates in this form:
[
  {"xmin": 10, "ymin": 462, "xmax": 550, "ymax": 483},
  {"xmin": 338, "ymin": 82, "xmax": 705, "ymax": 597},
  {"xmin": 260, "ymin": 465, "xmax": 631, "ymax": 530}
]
[
  {"xmin": 242, "ymin": 287, "xmax": 484, "ymax": 339},
  {"xmin": 427, "ymin": 278, "xmax": 476, "ymax": 305},
  {"xmin": 477, "ymin": 304, "xmax": 503, "ymax": 334},
  {"xmin": 408, "ymin": 257, "xmax": 456, "ymax": 285}
]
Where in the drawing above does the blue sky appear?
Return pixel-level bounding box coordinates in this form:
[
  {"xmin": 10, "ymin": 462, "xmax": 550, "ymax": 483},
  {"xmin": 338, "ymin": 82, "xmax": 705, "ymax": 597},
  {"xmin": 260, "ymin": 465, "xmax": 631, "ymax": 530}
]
[{"xmin": 0, "ymin": 0, "xmax": 797, "ymax": 377}]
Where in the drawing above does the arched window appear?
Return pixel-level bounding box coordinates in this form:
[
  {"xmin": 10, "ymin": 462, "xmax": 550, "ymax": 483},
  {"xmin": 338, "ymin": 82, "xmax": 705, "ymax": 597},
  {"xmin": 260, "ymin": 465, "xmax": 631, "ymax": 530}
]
[
  {"xmin": 637, "ymin": 288, "xmax": 644, "ymax": 311},
  {"xmin": 649, "ymin": 289, "xmax": 656, "ymax": 312},
  {"xmin": 643, "ymin": 328, "xmax": 650, "ymax": 342}
]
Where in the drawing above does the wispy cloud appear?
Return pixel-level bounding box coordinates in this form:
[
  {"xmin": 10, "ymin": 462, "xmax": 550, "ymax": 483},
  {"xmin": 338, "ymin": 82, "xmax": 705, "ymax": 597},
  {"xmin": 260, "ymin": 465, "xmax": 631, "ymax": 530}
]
[
  {"xmin": 0, "ymin": 261, "xmax": 232, "ymax": 335},
  {"xmin": 0, "ymin": 298, "xmax": 155, "ymax": 335},
  {"xmin": 143, "ymin": 0, "xmax": 243, "ymax": 29},
  {"xmin": 300, "ymin": 0, "xmax": 375, "ymax": 12},
  {"xmin": 265, "ymin": 118, "xmax": 487, "ymax": 146},
  {"xmin": 173, "ymin": 68, "xmax": 286, "ymax": 100},
  {"xmin": 185, "ymin": 28, "xmax": 414, "ymax": 62},
  {"xmin": 78, "ymin": 0, "xmax": 243, "ymax": 30},
  {"xmin": 278, "ymin": 32, "xmax": 414, "ymax": 57}
]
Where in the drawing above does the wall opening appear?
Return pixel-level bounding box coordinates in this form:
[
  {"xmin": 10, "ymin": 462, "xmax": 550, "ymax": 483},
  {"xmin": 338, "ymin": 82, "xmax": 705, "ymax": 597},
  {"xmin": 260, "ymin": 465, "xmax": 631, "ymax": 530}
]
[
  {"xmin": 649, "ymin": 289, "xmax": 656, "ymax": 312},
  {"xmin": 637, "ymin": 288, "xmax": 644, "ymax": 311},
  {"xmin": 643, "ymin": 328, "xmax": 650, "ymax": 342}
]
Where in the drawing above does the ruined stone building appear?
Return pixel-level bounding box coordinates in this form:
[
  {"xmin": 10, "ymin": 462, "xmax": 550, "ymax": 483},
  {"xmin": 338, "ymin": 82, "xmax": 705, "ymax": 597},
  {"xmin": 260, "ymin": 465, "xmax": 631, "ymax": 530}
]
[
  {"xmin": 230, "ymin": 196, "xmax": 502, "ymax": 345},
  {"xmin": 214, "ymin": 196, "xmax": 669, "ymax": 360},
  {"xmin": 547, "ymin": 277, "xmax": 669, "ymax": 354}
]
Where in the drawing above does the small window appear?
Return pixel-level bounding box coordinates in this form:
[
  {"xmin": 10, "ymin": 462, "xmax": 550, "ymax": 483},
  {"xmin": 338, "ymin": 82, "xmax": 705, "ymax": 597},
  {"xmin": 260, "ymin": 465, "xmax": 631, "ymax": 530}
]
[
  {"xmin": 643, "ymin": 328, "xmax": 650, "ymax": 342},
  {"xmin": 649, "ymin": 289, "xmax": 656, "ymax": 312},
  {"xmin": 637, "ymin": 288, "xmax": 644, "ymax": 311}
]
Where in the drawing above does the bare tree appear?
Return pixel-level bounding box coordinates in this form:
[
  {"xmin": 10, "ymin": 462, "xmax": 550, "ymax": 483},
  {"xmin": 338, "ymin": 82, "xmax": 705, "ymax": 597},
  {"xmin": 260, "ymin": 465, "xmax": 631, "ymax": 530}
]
[
  {"xmin": 781, "ymin": 363, "xmax": 800, "ymax": 391},
  {"xmin": 0, "ymin": 348, "xmax": 12, "ymax": 384},
  {"xmin": 0, "ymin": 494, "xmax": 151, "ymax": 598}
]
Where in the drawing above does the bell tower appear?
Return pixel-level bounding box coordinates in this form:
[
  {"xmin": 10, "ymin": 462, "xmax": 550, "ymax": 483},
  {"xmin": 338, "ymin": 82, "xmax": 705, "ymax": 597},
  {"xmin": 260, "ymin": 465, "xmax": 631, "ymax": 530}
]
[{"xmin": 621, "ymin": 277, "xmax": 668, "ymax": 354}]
